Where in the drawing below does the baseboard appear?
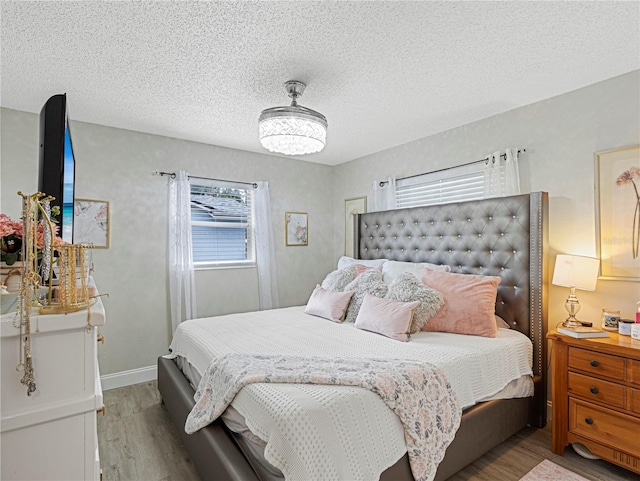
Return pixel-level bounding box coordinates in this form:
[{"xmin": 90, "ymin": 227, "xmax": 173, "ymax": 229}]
[{"xmin": 101, "ymin": 365, "xmax": 157, "ymax": 391}]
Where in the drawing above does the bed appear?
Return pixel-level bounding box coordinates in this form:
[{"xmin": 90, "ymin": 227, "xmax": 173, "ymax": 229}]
[{"xmin": 158, "ymin": 191, "xmax": 549, "ymax": 481}]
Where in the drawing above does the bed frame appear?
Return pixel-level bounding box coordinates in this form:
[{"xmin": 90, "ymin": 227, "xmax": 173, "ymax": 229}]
[{"xmin": 158, "ymin": 191, "xmax": 548, "ymax": 481}]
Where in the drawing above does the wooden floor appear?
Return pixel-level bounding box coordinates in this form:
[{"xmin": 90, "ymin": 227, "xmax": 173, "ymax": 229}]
[{"xmin": 98, "ymin": 381, "xmax": 637, "ymax": 481}]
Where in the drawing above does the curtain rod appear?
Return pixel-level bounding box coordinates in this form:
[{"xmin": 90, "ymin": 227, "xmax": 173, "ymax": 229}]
[
  {"xmin": 379, "ymin": 149, "xmax": 526, "ymax": 187},
  {"xmin": 154, "ymin": 171, "xmax": 258, "ymax": 189}
]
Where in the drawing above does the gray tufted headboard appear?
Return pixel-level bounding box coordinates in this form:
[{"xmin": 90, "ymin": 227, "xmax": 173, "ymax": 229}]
[{"xmin": 354, "ymin": 192, "xmax": 548, "ymax": 425}]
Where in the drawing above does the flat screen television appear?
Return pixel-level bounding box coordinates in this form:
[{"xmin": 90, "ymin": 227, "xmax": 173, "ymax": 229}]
[{"xmin": 39, "ymin": 94, "xmax": 76, "ymax": 243}]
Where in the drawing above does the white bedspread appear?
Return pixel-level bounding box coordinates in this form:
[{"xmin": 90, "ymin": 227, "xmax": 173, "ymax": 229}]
[
  {"xmin": 167, "ymin": 306, "xmax": 533, "ymax": 480},
  {"xmin": 186, "ymin": 354, "xmax": 461, "ymax": 481}
]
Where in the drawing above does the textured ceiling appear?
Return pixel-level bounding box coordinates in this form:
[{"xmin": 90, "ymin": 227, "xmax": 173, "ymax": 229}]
[{"xmin": 1, "ymin": 1, "xmax": 638, "ymax": 166}]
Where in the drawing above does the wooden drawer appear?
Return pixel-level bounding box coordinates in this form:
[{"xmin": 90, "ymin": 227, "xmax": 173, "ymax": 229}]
[
  {"xmin": 568, "ymin": 372, "xmax": 625, "ymax": 409},
  {"xmin": 570, "ymin": 399, "xmax": 640, "ymax": 457},
  {"xmin": 631, "ymin": 388, "xmax": 640, "ymax": 416},
  {"xmin": 629, "ymin": 360, "xmax": 640, "ymax": 386},
  {"xmin": 568, "ymin": 347, "xmax": 625, "ymax": 381},
  {"xmin": 568, "ymin": 438, "xmax": 640, "ymax": 474}
]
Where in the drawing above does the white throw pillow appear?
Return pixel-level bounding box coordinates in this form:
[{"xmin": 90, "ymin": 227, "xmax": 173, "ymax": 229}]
[
  {"xmin": 321, "ymin": 265, "xmax": 357, "ymax": 292},
  {"xmin": 381, "ymin": 260, "xmax": 451, "ymax": 284},
  {"xmin": 342, "ymin": 269, "xmax": 388, "ymax": 323},
  {"xmin": 386, "ymin": 273, "xmax": 444, "ymax": 333},
  {"xmin": 337, "ymin": 256, "xmax": 388, "ymax": 271}
]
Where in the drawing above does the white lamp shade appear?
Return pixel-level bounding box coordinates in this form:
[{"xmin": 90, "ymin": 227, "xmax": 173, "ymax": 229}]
[{"xmin": 552, "ymin": 254, "xmax": 600, "ymax": 291}]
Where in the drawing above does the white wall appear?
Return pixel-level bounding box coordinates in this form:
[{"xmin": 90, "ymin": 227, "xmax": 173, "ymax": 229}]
[
  {"xmin": 1, "ymin": 110, "xmax": 335, "ymax": 374},
  {"xmin": 332, "ymin": 70, "xmax": 640, "ymax": 327}
]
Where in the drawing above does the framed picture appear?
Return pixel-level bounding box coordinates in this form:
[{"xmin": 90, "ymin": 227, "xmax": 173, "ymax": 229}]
[
  {"xmin": 595, "ymin": 145, "xmax": 640, "ymax": 280},
  {"xmin": 285, "ymin": 212, "xmax": 308, "ymax": 246},
  {"xmin": 73, "ymin": 198, "xmax": 110, "ymax": 248},
  {"xmin": 344, "ymin": 197, "xmax": 367, "ymax": 257}
]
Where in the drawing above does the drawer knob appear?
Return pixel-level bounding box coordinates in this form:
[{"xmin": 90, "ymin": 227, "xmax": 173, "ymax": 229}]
[
  {"xmin": 590, "ymin": 386, "xmax": 599, "ymax": 394},
  {"xmin": 590, "ymin": 360, "xmax": 599, "ymax": 367},
  {"xmin": 585, "ymin": 417, "xmax": 593, "ymax": 425}
]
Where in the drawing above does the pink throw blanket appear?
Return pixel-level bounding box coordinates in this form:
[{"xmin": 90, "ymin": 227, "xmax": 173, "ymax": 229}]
[{"xmin": 185, "ymin": 354, "xmax": 461, "ymax": 481}]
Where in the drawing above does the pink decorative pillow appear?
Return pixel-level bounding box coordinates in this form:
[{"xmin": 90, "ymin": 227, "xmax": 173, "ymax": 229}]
[
  {"xmin": 304, "ymin": 285, "xmax": 355, "ymax": 323},
  {"xmin": 421, "ymin": 270, "xmax": 501, "ymax": 338},
  {"xmin": 355, "ymin": 294, "xmax": 420, "ymax": 342}
]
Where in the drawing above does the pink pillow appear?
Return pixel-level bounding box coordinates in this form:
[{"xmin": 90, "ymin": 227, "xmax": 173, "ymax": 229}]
[
  {"xmin": 421, "ymin": 270, "xmax": 501, "ymax": 338},
  {"xmin": 305, "ymin": 285, "xmax": 354, "ymax": 323},
  {"xmin": 355, "ymin": 294, "xmax": 420, "ymax": 342}
]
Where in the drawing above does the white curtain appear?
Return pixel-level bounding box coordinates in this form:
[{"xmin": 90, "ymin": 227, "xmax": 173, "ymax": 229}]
[
  {"xmin": 483, "ymin": 149, "xmax": 521, "ymax": 198},
  {"xmin": 372, "ymin": 176, "xmax": 397, "ymax": 211},
  {"xmin": 168, "ymin": 170, "xmax": 197, "ymax": 334},
  {"xmin": 504, "ymin": 148, "xmax": 521, "ymax": 195},
  {"xmin": 254, "ymin": 181, "xmax": 279, "ymax": 310},
  {"xmin": 483, "ymin": 151, "xmax": 501, "ymax": 198}
]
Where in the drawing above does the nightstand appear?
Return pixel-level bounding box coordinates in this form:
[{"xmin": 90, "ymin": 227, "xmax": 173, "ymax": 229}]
[{"xmin": 548, "ymin": 329, "xmax": 640, "ymax": 474}]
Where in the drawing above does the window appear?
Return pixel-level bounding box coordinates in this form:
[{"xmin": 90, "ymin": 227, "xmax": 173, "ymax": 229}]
[
  {"xmin": 190, "ymin": 180, "xmax": 255, "ymax": 268},
  {"xmin": 395, "ymin": 162, "xmax": 494, "ymax": 208}
]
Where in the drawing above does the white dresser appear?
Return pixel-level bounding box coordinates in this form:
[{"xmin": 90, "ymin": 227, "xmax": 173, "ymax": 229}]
[{"xmin": 1, "ymin": 294, "xmax": 105, "ymax": 481}]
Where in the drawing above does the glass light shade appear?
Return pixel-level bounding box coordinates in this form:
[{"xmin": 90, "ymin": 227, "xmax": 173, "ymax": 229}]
[
  {"xmin": 259, "ymin": 116, "xmax": 326, "ymax": 155},
  {"xmin": 259, "ymin": 95, "xmax": 328, "ymax": 156}
]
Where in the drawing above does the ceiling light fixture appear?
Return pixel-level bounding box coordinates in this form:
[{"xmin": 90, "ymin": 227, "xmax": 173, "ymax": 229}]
[{"xmin": 259, "ymin": 80, "xmax": 327, "ymax": 156}]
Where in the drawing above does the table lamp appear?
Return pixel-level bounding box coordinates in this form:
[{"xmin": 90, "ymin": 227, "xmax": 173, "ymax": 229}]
[{"xmin": 552, "ymin": 254, "xmax": 600, "ymax": 328}]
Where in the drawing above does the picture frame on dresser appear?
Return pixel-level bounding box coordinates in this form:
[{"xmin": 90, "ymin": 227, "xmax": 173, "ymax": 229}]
[{"xmin": 594, "ymin": 145, "xmax": 640, "ymax": 280}]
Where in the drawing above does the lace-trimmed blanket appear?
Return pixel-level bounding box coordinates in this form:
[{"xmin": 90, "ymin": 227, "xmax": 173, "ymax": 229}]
[{"xmin": 185, "ymin": 353, "xmax": 462, "ymax": 481}]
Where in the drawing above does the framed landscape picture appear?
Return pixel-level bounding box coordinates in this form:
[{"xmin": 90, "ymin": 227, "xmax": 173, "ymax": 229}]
[
  {"xmin": 595, "ymin": 145, "xmax": 640, "ymax": 280},
  {"xmin": 285, "ymin": 212, "xmax": 308, "ymax": 246},
  {"xmin": 74, "ymin": 198, "xmax": 110, "ymax": 248}
]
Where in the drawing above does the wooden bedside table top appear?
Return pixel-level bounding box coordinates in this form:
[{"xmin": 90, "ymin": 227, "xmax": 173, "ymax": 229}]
[{"xmin": 547, "ymin": 329, "xmax": 640, "ymax": 360}]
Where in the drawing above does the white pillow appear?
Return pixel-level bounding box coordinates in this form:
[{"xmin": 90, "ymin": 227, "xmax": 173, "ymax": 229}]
[
  {"xmin": 342, "ymin": 269, "xmax": 388, "ymax": 323},
  {"xmin": 337, "ymin": 256, "xmax": 388, "ymax": 271},
  {"xmin": 305, "ymin": 285, "xmax": 355, "ymax": 323},
  {"xmin": 381, "ymin": 260, "xmax": 451, "ymax": 284},
  {"xmin": 386, "ymin": 273, "xmax": 444, "ymax": 333},
  {"xmin": 321, "ymin": 265, "xmax": 357, "ymax": 292}
]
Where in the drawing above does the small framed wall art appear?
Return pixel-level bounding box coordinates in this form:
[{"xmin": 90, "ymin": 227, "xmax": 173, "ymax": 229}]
[
  {"xmin": 344, "ymin": 197, "xmax": 367, "ymax": 257},
  {"xmin": 285, "ymin": 212, "xmax": 308, "ymax": 246},
  {"xmin": 73, "ymin": 198, "xmax": 110, "ymax": 248},
  {"xmin": 595, "ymin": 145, "xmax": 640, "ymax": 280}
]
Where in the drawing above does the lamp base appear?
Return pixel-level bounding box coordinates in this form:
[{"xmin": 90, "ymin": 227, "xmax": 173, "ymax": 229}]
[{"xmin": 562, "ymin": 317, "xmax": 583, "ymax": 328}]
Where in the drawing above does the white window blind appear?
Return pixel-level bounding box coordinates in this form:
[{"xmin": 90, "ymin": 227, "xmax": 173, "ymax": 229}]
[
  {"xmin": 190, "ymin": 180, "xmax": 255, "ymax": 268},
  {"xmin": 396, "ymin": 161, "xmax": 500, "ymax": 208}
]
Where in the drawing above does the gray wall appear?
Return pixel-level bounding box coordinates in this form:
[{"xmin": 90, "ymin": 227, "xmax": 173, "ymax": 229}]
[
  {"xmin": 1, "ymin": 110, "xmax": 334, "ymax": 374},
  {"xmin": 2, "ymin": 70, "xmax": 638, "ymax": 376},
  {"xmin": 332, "ymin": 70, "xmax": 640, "ymax": 328}
]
